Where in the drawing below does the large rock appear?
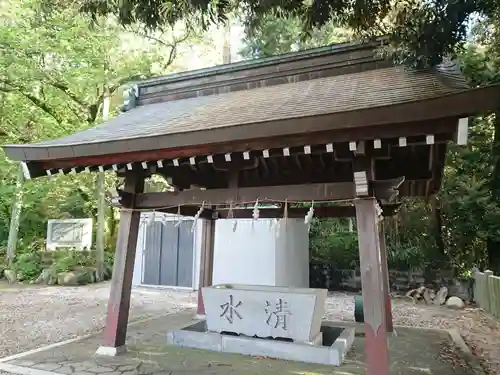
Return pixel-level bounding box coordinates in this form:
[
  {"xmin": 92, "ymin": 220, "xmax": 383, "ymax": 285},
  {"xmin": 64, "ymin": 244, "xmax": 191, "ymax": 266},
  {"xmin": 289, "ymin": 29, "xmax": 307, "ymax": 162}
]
[
  {"xmin": 57, "ymin": 270, "xmax": 91, "ymax": 286},
  {"xmin": 3, "ymin": 269, "xmax": 16, "ymax": 284},
  {"xmin": 423, "ymin": 288, "xmax": 434, "ymax": 304},
  {"xmin": 86, "ymin": 267, "xmax": 98, "ymax": 283},
  {"xmin": 446, "ymin": 296, "xmax": 465, "ymax": 309},
  {"xmin": 434, "ymin": 286, "xmax": 448, "ymax": 305},
  {"xmin": 35, "ymin": 268, "xmax": 58, "ymax": 285},
  {"xmin": 448, "ymin": 279, "xmax": 472, "ymax": 302},
  {"xmin": 103, "ymin": 264, "xmax": 113, "ymax": 280}
]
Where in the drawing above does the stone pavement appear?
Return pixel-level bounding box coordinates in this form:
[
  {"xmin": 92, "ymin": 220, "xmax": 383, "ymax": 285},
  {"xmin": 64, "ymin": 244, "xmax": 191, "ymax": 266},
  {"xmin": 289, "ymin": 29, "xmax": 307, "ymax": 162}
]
[{"xmin": 0, "ymin": 310, "xmax": 483, "ymax": 375}]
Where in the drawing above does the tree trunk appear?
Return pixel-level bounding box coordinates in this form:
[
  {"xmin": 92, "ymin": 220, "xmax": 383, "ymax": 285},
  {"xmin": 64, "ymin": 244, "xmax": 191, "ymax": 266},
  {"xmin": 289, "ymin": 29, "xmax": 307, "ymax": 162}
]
[
  {"xmin": 96, "ymin": 85, "xmax": 110, "ymax": 280},
  {"xmin": 7, "ymin": 164, "xmax": 24, "ymax": 267},
  {"xmin": 423, "ymin": 196, "xmax": 446, "ymax": 284},
  {"xmin": 222, "ymin": 19, "xmax": 231, "ymax": 64}
]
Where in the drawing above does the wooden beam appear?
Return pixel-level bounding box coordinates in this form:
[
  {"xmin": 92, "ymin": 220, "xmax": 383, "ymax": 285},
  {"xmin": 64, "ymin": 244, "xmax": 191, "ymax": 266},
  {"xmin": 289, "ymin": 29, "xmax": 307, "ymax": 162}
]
[
  {"xmin": 197, "ymin": 218, "xmax": 216, "ymax": 316},
  {"xmin": 355, "ymin": 198, "xmax": 390, "ymax": 375},
  {"xmin": 379, "ymin": 219, "xmax": 393, "ymax": 332},
  {"xmin": 100, "ymin": 172, "xmax": 144, "ymax": 354},
  {"xmin": 134, "ymin": 182, "xmax": 357, "ymax": 208}
]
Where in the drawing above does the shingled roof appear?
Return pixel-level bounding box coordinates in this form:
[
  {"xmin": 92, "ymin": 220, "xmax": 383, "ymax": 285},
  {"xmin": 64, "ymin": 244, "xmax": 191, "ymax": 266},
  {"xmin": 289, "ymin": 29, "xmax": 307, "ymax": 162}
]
[{"xmin": 3, "ymin": 39, "xmax": 500, "ymax": 171}]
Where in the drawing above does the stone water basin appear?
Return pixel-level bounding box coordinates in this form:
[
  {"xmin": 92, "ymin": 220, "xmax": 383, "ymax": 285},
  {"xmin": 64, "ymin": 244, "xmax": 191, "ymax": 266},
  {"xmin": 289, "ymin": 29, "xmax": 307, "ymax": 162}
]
[{"xmin": 202, "ymin": 284, "xmax": 327, "ymax": 343}]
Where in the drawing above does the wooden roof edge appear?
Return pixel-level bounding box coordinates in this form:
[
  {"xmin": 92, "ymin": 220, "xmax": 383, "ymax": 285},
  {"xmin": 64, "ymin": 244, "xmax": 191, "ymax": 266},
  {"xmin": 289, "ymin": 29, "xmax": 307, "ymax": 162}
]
[
  {"xmin": 4, "ymin": 82, "xmax": 500, "ymax": 169},
  {"xmin": 135, "ymin": 37, "xmax": 388, "ymax": 90}
]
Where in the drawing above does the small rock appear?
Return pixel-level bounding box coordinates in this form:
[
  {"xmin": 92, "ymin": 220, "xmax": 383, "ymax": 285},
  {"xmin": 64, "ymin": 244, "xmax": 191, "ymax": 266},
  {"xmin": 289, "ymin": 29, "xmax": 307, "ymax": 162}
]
[
  {"xmin": 435, "ymin": 286, "xmax": 448, "ymax": 305},
  {"xmin": 3, "ymin": 269, "xmax": 16, "ymax": 284},
  {"xmin": 428, "ymin": 289, "xmax": 436, "ymax": 301},
  {"xmin": 445, "ymin": 296, "xmax": 465, "ymax": 309},
  {"xmin": 58, "ymin": 272, "xmax": 78, "ymax": 286},
  {"xmin": 423, "ymin": 288, "xmax": 432, "ymax": 304}
]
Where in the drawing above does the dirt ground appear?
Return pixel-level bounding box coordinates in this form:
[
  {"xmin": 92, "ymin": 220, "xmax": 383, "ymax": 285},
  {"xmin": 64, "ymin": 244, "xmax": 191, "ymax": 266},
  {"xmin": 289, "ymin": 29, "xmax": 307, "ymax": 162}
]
[{"xmin": 1, "ymin": 283, "xmax": 499, "ymax": 374}]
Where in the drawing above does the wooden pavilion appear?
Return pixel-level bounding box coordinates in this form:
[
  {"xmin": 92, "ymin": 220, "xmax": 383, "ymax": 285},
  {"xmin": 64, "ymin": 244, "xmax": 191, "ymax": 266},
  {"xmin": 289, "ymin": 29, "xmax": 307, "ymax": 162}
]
[{"xmin": 4, "ymin": 39, "xmax": 500, "ymax": 375}]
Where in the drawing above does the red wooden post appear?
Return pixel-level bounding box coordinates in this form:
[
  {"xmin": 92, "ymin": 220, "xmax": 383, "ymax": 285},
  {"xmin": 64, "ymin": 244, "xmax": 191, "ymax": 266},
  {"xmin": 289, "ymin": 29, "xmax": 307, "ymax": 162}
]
[
  {"xmin": 355, "ymin": 198, "xmax": 390, "ymax": 375},
  {"xmin": 379, "ymin": 219, "xmax": 394, "ymax": 332},
  {"xmin": 97, "ymin": 172, "xmax": 144, "ymax": 356},
  {"xmin": 196, "ymin": 218, "xmax": 216, "ymax": 316}
]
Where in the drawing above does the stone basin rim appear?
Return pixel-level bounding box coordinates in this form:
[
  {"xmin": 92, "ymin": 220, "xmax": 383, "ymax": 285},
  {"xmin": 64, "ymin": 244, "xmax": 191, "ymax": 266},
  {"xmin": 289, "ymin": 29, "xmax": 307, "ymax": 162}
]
[{"xmin": 209, "ymin": 284, "xmax": 328, "ymax": 294}]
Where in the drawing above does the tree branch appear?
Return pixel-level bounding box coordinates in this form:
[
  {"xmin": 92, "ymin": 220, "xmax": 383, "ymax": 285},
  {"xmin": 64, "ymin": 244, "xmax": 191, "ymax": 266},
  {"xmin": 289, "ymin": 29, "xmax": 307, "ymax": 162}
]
[
  {"xmin": 0, "ymin": 80, "xmax": 64, "ymax": 124},
  {"xmin": 126, "ymin": 24, "xmax": 191, "ymax": 69},
  {"xmin": 45, "ymin": 79, "xmax": 91, "ymax": 110}
]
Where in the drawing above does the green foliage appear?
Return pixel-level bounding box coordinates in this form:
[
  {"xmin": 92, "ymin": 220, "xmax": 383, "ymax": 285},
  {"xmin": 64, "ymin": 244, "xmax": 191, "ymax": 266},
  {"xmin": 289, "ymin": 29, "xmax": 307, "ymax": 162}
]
[
  {"xmin": 240, "ymin": 11, "xmax": 500, "ymax": 275},
  {"xmin": 309, "ymin": 219, "xmax": 358, "ymax": 268},
  {"xmin": 14, "ymin": 251, "xmax": 42, "ymax": 281},
  {"xmin": 239, "ymin": 13, "xmax": 352, "ymax": 59},
  {"xmin": 51, "ymin": 250, "xmax": 95, "ymax": 273},
  {"xmin": 81, "ymin": 0, "xmax": 500, "ymax": 68},
  {"xmin": 0, "ymin": 0, "xmax": 200, "ymax": 266}
]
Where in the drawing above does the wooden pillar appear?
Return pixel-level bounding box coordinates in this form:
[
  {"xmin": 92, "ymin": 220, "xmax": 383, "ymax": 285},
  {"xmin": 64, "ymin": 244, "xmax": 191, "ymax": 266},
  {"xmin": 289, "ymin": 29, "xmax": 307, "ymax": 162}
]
[
  {"xmin": 379, "ymin": 219, "xmax": 394, "ymax": 332},
  {"xmin": 97, "ymin": 172, "xmax": 144, "ymax": 356},
  {"xmin": 355, "ymin": 198, "xmax": 390, "ymax": 375},
  {"xmin": 196, "ymin": 218, "xmax": 216, "ymax": 316}
]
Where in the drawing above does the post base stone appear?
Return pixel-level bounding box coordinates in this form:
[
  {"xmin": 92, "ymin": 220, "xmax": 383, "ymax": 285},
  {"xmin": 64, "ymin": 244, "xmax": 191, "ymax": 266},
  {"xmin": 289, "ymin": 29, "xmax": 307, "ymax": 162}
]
[{"xmin": 95, "ymin": 345, "xmax": 126, "ymax": 356}]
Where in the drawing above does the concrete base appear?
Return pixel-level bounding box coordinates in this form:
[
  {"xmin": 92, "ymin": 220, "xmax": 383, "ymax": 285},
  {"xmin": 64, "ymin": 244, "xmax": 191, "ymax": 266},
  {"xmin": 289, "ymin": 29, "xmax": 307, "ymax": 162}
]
[
  {"xmin": 95, "ymin": 345, "xmax": 126, "ymax": 356},
  {"xmin": 167, "ymin": 320, "xmax": 354, "ymax": 366}
]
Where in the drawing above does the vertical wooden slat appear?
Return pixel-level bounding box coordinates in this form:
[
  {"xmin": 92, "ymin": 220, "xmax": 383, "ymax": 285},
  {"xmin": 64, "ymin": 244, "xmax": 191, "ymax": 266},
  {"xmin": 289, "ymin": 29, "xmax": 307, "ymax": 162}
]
[
  {"xmin": 143, "ymin": 220, "xmax": 162, "ymax": 285},
  {"xmin": 491, "ymin": 275, "xmax": 500, "ymax": 318},
  {"xmin": 177, "ymin": 220, "xmax": 195, "ymax": 287},
  {"xmin": 196, "ymin": 218, "xmax": 216, "ymax": 316},
  {"xmin": 378, "ymin": 219, "xmax": 393, "ymax": 332},
  {"xmin": 475, "ymin": 272, "xmax": 485, "ymax": 308},
  {"xmin": 101, "ymin": 172, "xmax": 144, "ymax": 353},
  {"xmin": 355, "ymin": 197, "xmax": 390, "ymax": 375},
  {"xmin": 491, "ymin": 275, "xmax": 497, "ymax": 317},
  {"xmin": 484, "ymin": 270, "xmax": 493, "ymax": 314},
  {"xmin": 160, "ymin": 221, "xmax": 179, "ymax": 286}
]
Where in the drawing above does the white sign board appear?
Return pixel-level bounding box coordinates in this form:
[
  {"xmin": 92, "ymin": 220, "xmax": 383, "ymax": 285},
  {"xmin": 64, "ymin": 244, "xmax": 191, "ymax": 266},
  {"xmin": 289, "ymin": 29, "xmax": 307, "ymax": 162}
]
[{"xmin": 46, "ymin": 218, "xmax": 93, "ymax": 251}]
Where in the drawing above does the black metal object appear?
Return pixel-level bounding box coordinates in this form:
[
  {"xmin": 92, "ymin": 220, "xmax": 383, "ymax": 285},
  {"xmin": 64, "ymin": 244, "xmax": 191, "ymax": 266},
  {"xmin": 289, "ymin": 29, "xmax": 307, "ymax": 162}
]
[{"xmin": 354, "ymin": 295, "xmax": 364, "ymax": 323}]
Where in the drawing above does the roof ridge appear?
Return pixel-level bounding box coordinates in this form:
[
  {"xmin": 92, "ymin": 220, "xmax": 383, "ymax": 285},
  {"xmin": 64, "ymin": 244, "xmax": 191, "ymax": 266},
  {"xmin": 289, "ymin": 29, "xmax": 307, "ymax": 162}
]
[{"xmin": 136, "ymin": 37, "xmax": 387, "ymax": 89}]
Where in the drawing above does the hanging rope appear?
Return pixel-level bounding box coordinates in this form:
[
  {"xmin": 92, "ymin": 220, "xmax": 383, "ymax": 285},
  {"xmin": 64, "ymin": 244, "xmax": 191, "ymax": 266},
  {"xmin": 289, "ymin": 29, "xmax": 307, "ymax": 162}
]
[{"xmin": 174, "ymin": 204, "xmax": 182, "ymax": 227}]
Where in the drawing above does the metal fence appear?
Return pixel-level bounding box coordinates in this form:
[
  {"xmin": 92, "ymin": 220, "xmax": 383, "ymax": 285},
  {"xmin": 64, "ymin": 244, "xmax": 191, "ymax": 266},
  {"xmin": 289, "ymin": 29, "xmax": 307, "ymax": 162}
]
[{"xmin": 474, "ymin": 269, "xmax": 500, "ymax": 318}]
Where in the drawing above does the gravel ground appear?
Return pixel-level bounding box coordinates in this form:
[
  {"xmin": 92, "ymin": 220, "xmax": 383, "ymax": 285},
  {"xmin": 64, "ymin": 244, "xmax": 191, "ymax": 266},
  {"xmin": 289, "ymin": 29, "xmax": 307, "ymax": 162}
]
[
  {"xmin": 1, "ymin": 284, "xmax": 499, "ymax": 374},
  {"xmin": 0, "ymin": 282, "xmax": 197, "ymax": 359}
]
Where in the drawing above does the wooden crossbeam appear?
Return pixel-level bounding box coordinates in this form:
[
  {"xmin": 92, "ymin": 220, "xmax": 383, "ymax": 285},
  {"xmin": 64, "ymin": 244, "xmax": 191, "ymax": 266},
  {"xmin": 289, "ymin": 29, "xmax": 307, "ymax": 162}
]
[
  {"xmin": 134, "ymin": 182, "xmax": 356, "ymax": 209},
  {"xmin": 126, "ymin": 179, "xmax": 410, "ymax": 210}
]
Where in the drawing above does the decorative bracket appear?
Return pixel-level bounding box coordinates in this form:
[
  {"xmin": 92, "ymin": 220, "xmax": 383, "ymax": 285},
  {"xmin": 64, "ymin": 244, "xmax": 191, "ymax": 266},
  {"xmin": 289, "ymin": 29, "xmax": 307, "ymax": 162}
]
[
  {"xmin": 372, "ymin": 176, "xmax": 405, "ymax": 202},
  {"xmin": 354, "ymin": 171, "xmax": 369, "ymax": 197}
]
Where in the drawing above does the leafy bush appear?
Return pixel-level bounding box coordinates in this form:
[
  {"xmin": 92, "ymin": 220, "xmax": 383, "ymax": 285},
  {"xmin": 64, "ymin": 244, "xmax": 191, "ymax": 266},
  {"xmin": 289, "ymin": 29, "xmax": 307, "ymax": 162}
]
[
  {"xmin": 309, "ymin": 219, "xmax": 359, "ymax": 269},
  {"xmin": 14, "ymin": 252, "xmax": 42, "ymax": 281},
  {"xmin": 52, "ymin": 249, "xmax": 95, "ymax": 273}
]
